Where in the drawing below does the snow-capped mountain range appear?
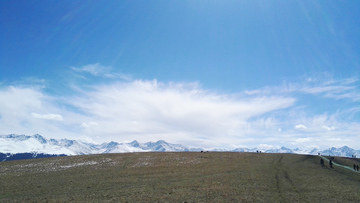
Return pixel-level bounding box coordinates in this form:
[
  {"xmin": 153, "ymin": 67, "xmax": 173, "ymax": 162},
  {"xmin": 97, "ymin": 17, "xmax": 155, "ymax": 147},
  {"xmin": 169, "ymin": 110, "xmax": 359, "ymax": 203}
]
[
  {"xmin": 1, "ymin": 134, "xmax": 360, "ymax": 158},
  {"xmin": 0, "ymin": 134, "xmax": 199, "ymax": 155}
]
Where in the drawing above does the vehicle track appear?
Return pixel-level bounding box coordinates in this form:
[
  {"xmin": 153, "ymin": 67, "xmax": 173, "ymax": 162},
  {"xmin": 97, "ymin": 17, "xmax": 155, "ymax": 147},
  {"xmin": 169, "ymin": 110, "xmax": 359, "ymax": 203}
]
[{"xmin": 271, "ymin": 154, "xmax": 302, "ymax": 202}]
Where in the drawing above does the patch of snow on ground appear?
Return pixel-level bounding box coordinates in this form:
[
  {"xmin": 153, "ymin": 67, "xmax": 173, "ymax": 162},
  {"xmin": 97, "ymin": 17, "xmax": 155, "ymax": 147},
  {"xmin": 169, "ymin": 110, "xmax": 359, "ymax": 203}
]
[
  {"xmin": 0, "ymin": 158, "xmax": 114, "ymax": 176},
  {"xmin": 60, "ymin": 161, "xmax": 98, "ymax": 168}
]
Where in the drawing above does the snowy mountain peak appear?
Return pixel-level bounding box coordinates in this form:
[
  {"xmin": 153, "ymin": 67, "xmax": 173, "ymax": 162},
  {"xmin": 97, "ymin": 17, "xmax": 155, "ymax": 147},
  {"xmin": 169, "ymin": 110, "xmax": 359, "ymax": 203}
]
[
  {"xmin": 76, "ymin": 135, "xmax": 97, "ymax": 144},
  {"xmin": 1, "ymin": 134, "xmax": 360, "ymax": 158},
  {"xmin": 155, "ymin": 140, "xmax": 167, "ymax": 144},
  {"xmin": 129, "ymin": 140, "xmax": 144, "ymax": 148},
  {"xmin": 33, "ymin": 134, "xmax": 47, "ymax": 144}
]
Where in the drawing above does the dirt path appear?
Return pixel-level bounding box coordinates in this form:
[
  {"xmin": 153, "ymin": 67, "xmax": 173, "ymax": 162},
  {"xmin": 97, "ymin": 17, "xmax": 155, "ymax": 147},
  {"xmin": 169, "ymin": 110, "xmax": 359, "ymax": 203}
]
[{"xmin": 319, "ymin": 155, "xmax": 360, "ymax": 173}]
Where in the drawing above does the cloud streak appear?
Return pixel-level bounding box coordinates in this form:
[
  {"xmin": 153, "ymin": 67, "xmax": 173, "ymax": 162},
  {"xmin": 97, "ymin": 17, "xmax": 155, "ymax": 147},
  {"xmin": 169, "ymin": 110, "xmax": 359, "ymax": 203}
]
[
  {"xmin": 31, "ymin": 113, "xmax": 63, "ymax": 121},
  {"xmin": 71, "ymin": 63, "xmax": 131, "ymax": 81},
  {"xmin": 245, "ymin": 75, "xmax": 360, "ymax": 102}
]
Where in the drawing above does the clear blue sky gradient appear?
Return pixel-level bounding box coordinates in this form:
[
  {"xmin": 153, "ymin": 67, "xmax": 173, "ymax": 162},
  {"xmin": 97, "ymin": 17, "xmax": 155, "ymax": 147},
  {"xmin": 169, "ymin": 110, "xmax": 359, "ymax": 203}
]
[{"xmin": 1, "ymin": 0, "xmax": 360, "ymax": 149}]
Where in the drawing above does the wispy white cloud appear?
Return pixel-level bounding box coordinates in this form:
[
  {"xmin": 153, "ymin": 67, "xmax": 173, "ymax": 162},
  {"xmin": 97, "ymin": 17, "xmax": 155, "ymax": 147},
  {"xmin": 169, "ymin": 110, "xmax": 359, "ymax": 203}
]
[
  {"xmin": 71, "ymin": 63, "xmax": 131, "ymax": 80},
  {"xmin": 31, "ymin": 113, "xmax": 63, "ymax": 121},
  {"xmin": 301, "ymin": 85, "xmax": 355, "ymax": 94},
  {"xmin": 322, "ymin": 125, "xmax": 335, "ymax": 131},
  {"xmin": 71, "ymin": 63, "xmax": 111, "ymax": 76},
  {"xmin": 327, "ymin": 138, "xmax": 342, "ymax": 141},
  {"xmin": 324, "ymin": 92, "xmax": 360, "ymax": 101},
  {"xmin": 301, "ymin": 77, "xmax": 360, "ymax": 101},
  {"xmin": 341, "ymin": 77, "xmax": 358, "ymax": 85},
  {"xmin": 245, "ymin": 74, "xmax": 360, "ymax": 102},
  {"xmin": 300, "ymin": 78, "xmax": 360, "ymax": 101},
  {"xmin": 80, "ymin": 122, "xmax": 98, "ymax": 128},
  {"xmin": 244, "ymin": 83, "xmax": 297, "ymax": 95}
]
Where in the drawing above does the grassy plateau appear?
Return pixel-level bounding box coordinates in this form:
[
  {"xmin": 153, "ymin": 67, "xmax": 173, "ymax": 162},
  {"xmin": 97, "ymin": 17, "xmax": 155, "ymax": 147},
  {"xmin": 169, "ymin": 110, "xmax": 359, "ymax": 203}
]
[{"xmin": 0, "ymin": 152, "xmax": 360, "ymax": 202}]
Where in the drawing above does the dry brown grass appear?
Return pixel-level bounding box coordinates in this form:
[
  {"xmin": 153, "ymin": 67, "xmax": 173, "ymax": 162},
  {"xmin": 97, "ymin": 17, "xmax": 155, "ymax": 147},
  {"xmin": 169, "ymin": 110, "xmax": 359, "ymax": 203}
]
[{"xmin": 0, "ymin": 152, "xmax": 360, "ymax": 202}]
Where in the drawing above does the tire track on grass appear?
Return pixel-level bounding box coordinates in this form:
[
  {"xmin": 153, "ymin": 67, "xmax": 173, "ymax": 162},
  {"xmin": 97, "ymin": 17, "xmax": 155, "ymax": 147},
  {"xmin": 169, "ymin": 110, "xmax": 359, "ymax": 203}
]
[
  {"xmin": 272, "ymin": 155, "xmax": 284, "ymax": 201},
  {"xmin": 272, "ymin": 154, "xmax": 301, "ymax": 202}
]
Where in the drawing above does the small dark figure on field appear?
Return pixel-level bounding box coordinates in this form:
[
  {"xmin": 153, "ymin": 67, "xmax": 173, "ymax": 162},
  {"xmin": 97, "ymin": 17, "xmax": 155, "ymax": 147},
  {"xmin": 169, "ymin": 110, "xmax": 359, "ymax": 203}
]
[
  {"xmin": 320, "ymin": 158, "xmax": 324, "ymax": 167},
  {"xmin": 257, "ymin": 150, "xmax": 258, "ymax": 153},
  {"xmin": 357, "ymin": 165, "xmax": 359, "ymax": 171},
  {"xmin": 329, "ymin": 160, "xmax": 333, "ymax": 168},
  {"xmin": 354, "ymin": 164, "xmax": 356, "ymax": 171}
]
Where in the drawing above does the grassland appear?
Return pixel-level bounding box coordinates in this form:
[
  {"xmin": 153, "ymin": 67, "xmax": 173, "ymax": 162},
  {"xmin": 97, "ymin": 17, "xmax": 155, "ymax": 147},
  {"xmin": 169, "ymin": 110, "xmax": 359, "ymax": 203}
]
[{"xmin": 0, "ymin": 152, "xmax": 360, "ymax": 202}]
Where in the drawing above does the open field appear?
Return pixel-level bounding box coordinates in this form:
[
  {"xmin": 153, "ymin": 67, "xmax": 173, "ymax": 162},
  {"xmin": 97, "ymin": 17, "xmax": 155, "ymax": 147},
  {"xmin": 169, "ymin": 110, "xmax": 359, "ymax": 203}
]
[{"xmin": 0, "ymin": 152, "xmax": 360, "ymax": 202}]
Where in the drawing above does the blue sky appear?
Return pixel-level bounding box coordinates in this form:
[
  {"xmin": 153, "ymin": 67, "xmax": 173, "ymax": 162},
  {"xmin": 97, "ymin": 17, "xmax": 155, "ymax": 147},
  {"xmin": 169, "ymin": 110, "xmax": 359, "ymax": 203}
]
[{"xmin": 1, "ymin": 0, "xmax": 360, "ymax": 150}]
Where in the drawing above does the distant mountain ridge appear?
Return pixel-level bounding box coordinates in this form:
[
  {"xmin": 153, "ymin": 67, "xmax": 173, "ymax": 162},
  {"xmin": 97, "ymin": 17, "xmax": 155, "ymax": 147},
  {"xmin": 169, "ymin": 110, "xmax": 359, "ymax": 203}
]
[
  {"xmin": 0, "ymin": 134, "xmax": 199, "ymax": 156},
  {"xmin": 232, "ymin": 146, "xmax": 360, "ymax": 157},
  {"xmin": 0, "ymin": 152, "xmax": 66, "ymax": 162},
  {"xmin": 1, "ymin": 134, "xmax": 360, "ymax": 161}
]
